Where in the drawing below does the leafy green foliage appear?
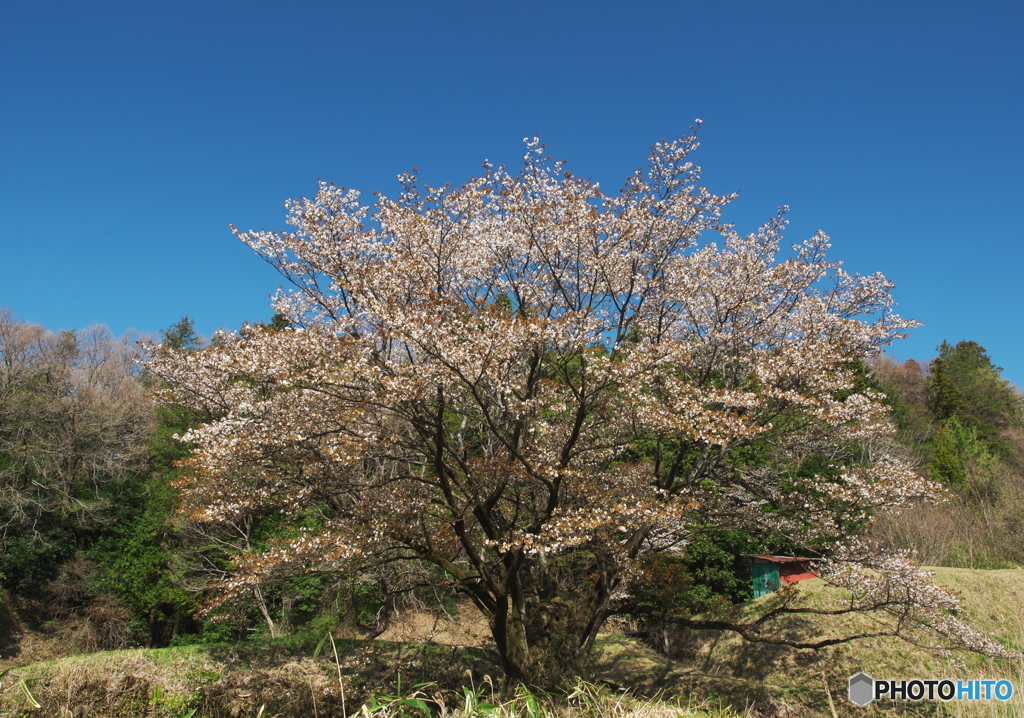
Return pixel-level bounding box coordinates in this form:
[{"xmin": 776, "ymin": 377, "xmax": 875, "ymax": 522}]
[
  {"xmin": 926, "ymin": 421, "xmax": 967, "ymax": 486},
  {"xmin": 629, "ymin": 531, "xmax": 761, "ymax": 621},
  {"xmin": 928, "ymin": 341, "xmax": 1023, "ymax": 451},
  {"xmin": 0, "ymin": 313, "xmax": 153, "ymax": 606},
  {"xmin": 871, "ymin": 341, "xmax": 1024, "ymax": 569},
  {"xmin": 159, "ymin": 315, "xmax": 203, "ymax": 351},
  {"xmin": 88, "ymin": 474, "xmax": 201, "ymax": 645},
  {"xmin": 81, "ymin": 317, "xmax": 210, "ymax": 646},
  {"xmin": 676, "ymin": 533, "xmax": 757, "ymax": 607},
  {"xmin": 0, "ymin": 531, "xmax": 75, "ymax": 595}
]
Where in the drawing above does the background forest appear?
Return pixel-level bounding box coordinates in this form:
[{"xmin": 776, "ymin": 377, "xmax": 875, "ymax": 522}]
[{"xmin": 1, "ymin": 307, "xmax": 1021, "ymax": 658}]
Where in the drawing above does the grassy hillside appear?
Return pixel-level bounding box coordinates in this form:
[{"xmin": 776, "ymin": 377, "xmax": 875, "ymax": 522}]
[
  {"xmin": 0, "ymin": 568, "xmax": 1021, "ymax": 717},
  {"xmin": 0, "ymin": 638, "xmax": 741, "ymax": 718},
  {"xmin": 589, "ymin": 567, "xmax": 1024, "ymax": 717}
]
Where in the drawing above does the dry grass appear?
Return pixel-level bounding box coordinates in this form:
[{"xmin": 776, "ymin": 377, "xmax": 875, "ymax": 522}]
[
  {"xmin": 0, "ymin": 637, "xmax": 501, "ymax": 717},
  {"xmin": 586, "ymin": 568, "xmax": 1024, "ymax": 717},
  {"xmin": 1, "ymin": 568, "xmax": 1023, "ymax": 716},
  {"xmin": 0, "ymin": 644, "xmax": 743, "ymax": 717}
]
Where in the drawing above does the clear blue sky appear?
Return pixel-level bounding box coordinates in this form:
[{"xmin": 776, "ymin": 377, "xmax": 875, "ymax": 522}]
[{"xmin": 3, "ymin": 1, "xmax": 1022, "ymax": 384}]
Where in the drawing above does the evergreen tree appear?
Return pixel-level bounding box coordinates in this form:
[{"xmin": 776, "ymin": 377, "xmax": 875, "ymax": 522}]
[
  {"xmin": 89, "ymin": 316, "xmax": 207, "ymax": 646},
  {"xmin": 159, "ymin": 315, "xmax": 202, "ymax": 351},
  {"xmin": 926, "ymin": 420, "xmax": 967, "ymax": 486},
  {"xmin": 928, "ymin": 340, "xmax": 1023, "ymax": 455}
]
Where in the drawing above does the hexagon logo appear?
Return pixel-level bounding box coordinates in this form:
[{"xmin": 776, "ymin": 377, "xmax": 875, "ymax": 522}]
[{"xmin": 849, "ymin": 672, "xmax": 874, "ymax": 706}]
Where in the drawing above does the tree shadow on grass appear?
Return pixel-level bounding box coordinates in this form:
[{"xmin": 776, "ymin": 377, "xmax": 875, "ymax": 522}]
[
  {"xmin": 0, "ymin": 596, "xmax": 24, "ymax": 660},
  {"xmin": 193, "ymin": 638, "xmax": 505, "ymax": 717}
]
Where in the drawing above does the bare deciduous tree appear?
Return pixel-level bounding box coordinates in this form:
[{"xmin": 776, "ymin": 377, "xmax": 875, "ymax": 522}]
[{"xmin": 0, "ymin": 309, "xmax": 153, "ymax": 575}]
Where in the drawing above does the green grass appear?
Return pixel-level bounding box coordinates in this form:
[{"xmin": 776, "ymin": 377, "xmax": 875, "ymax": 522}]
[
  {"xmin": 587, "ymin": 567, "xmax": 1024, "ymax": 716},
  {"xmin": 2, "ymin": 567, "xmax": 1023, "ymax": 716},
  {"xmin": 0, "ymin": 637, "xmax": 508, "ymax": 717},
  {"xmin": 0, "ymin": 638, "xmax": 742, "ymax": 717}
]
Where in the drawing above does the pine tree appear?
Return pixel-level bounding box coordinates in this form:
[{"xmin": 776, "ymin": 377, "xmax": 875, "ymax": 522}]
[{"xmin": 928, "ymin": 340, "xmax": 1023, "ymax": 455}]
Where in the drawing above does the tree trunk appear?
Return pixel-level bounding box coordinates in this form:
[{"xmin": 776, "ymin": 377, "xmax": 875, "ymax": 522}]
[
  {"xmin": 253, "ymin": 585, "xmax": 278, "ymax": 638},
  {"xmin": 491, "ymin": 558, "xmax": 615, "ymax": 691}
]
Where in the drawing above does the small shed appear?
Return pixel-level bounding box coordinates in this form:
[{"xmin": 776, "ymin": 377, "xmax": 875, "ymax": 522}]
[{"xmin": 744, "ymin": 555, "xmax": 819, "ymax": 598}]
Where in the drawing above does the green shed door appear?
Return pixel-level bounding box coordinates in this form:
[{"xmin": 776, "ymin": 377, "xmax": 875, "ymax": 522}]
[{"xmin": 752, "ymin": 562, "xmax": 780, "ymax": 598}]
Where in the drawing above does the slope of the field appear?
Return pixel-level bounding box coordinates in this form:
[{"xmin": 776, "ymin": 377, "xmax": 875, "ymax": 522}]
[
  {"xmin": 0, "ymin": 568, "xmax": 1021, "ymax": 717},
  {"xmin": 587, "ymin": 567, "xmax": 1024, "ymax": 716}
]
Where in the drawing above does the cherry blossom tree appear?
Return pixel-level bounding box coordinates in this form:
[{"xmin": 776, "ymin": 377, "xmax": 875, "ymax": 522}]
[{"xmin": 146, "ymin": 130, "xmax": 1013, "ymax": 688}]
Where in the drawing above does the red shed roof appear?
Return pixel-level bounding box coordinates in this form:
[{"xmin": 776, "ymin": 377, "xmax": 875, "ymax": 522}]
[{"xmin": 743, "ymin": 554, "xmax": 818, "ymax": 563}]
